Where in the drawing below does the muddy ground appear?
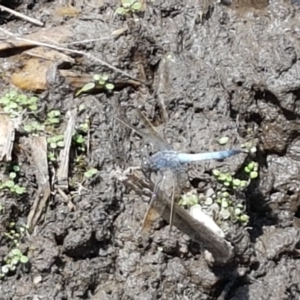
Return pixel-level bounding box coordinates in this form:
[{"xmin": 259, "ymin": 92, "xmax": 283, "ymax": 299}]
[{"xmin": 1, "ymin": 0, "xmax": 300, "ymax": 299}]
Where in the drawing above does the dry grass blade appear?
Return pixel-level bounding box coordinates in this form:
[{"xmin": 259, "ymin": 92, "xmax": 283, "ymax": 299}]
[
  {"xmin": 26, "ymin": 136, "xmax": 51, "ymax": 231},
  {"xmin": 0, "ymin": 28, "xmax": 145, "ymax": 85},
  {"xmin": 57, "ymin": 109, "xmax": 77, "ymax": 189},
  {"xmin": 0, "ymin": 4, "xmax": 44, "ymax": 26},
  {"xmin": 0, "ymin": 114, "xmax": 15, "ymax": 161}
]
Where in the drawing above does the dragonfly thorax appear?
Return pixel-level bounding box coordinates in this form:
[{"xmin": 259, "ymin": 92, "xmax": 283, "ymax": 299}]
[{"xmin": 145, "ymin": 150, "xmax": 182, "ymax": 172}]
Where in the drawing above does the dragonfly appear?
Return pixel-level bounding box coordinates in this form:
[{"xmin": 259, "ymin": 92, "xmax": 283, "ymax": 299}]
[{"xmin": 117, "ymin": 109, "xmax": 242, "ymax": 233}]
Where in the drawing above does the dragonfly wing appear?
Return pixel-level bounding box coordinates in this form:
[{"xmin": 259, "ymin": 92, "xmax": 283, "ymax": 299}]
[{"xmin": 136, "ymin": 110, "xmax": 173, "ymax": 151}]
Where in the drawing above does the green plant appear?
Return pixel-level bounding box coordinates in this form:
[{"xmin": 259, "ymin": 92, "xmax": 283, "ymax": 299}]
[
  {"xmin": 178, "ymin": 192, "xmax": 198, "ymax": 206},
  {"xmin": 79, "ymin": 119, "xmax": 90, "ymax": 133},
  {"xmin": 218, "ymin": 136, "xmax": 229, "ymax": 145},
  {"xmin": 84, "ymin": 168, "xmax": 98, "ymax": 178},
  {"xmin": 76, "ymin": 74, "xmax": 115, "ymax": 96},
  {"xmin": 0, "ymin": 91, "xmax": 38, "ymax": 117},
  {"xmin": 47, "ymin": 135, "xmax": 65, "ymax": 149},
  {"xmin": 0, "ymin": 166, "xmax": 26, "ymax": 195},
  {"xmin": 0, "ymin": 248, "xmax": 28, "ymax": 279},
  {"xmin": 46, "ymin": 110, "xmax": 61, "ymax": 125},
  {"xmin": 23, "ymin": 121, "xmax": 45, "ymax": 134},
  {"xmin": 46, "ymin": 135, "xmax": 65, "ymax": 162},
  {"xmin": 115, "ymin": 0, "xmax": 142, "ymax": 14},
  {"xmin": 73, "ymin": 133, "xmax": 85, "ymax": 151},
  {"xmin": 1, "ymin": 221, "xmax": 29, "ymax": 278},
  {"xmin": 48, "ymin": 151, "xmax": 56, "ymax": 162}
]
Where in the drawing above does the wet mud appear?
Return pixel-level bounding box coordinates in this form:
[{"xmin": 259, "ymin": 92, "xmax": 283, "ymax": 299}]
[{"xmin": 1, "ymin": 0, "xmax": 300, "ymax": 299}]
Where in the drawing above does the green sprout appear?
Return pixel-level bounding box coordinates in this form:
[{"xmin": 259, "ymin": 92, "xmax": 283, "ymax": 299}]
[
  {"xmin": 0, "ymin": 165, "xmax": 26, "ymax": 195},
  {"xmin": 48, "ymin": 152, "xmax": 56, "ymax": 162},
  {"xmin": 84, "ymin": 168, "xmax": 98, "ymax": 178},
  {"xmin": 79, "ymin": 119, "xmax": 90, "ymax": 133},
  {"xmin": 23, "ymin": 121, "xmax": 45, "ymax": 134},
  {"xmin": 0, "ymin": 180, "xmax": 26, "ymax": 195},
  {"xmin": 46, "ymin": 135, "xmax": 65, "ymax": 162},
  {"xmin": 47, "ymin": 135, "xmax": 65, "ymax": 149},
  {"xmin": 73, "ymin": 133, "xmax": 86, "ymax": 152},
  {"xmin": 0, "ymin": 91, "xmax": 38, "ymax": 117},
  {"xmin": 218, "ymin": 136, "xmax": 229, "ymax": 145},
  {"xmin": 179, "ymin": 193, "xmax": 198, "ymax": 207},
  {"xmin": 76, "ymin": 73, "xmax": 115, "ymax": 96},
  {"xmin": 0, "ymin": 248, "xmax": 29, "ymax": 278},
  {"xmin": 46, "ymin": 110, "xmax": 61, "ymax": 125},
  {"xmin": 244, "ymin": 161, "xmax": 259, "ymax": 179},
  {"xmin": 115, "ymin": 0, "xmax": 142, "ymax": 14}
]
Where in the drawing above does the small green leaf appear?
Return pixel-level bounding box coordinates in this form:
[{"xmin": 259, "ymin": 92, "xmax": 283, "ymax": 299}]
[
  {"xmin": 105, "ymin": 83, "xmax": 115, "ymax": 90},
  {"xmin": 29, "ymin": 104, "xmax": 38, "ymax": 111},
  {"xmin": 101, "ymin": 74, "xmax": 109, "ymax": 81},
  {"xmin": 5, "ymin": 180, "xmax": 15, "ymax": 188},
  {"xmin": 221, "ymin": 199, "xmax": 229, "ymax": 208},
  {"xmin": 57, "ymin": 141, "xmax": 65, "ymax": 148},
  {"xmin": 17, "ymin": 95, "xmax": 28, "ymax": 103},
  {"xmin": 78, "ymin": 104, "xmax": 85, "ymax": 112},
  {"xmin": 75, "ymin": 134, "xmax": 85, "ymax": 144},
  {"xmin": 115, "ymin": 7, "xmax": 125, "ymax": 14},
  {"xmin": 1, "ymin": 265, "xmax": 9, "ymax": 274},
  {"xmin": 232, "ymin": 179, "xmax": 241, "ymax": 186},
  {"xmin": 9, "ymin": 172, "xmax": 16, "ymax": 179},
  {"xmin": 247, "ymin": 162, "xmax": 255, "ymax": 171},
  {"xmin": 48, "ymin": 118, "xmax": 60, "ymax": 124},
  {"xmin": 23, "ymin": 124, "xmax": 32, "ymax": 132},
  {"xmin": 29, "ymin": 96, "xmax": 38, "ymax": 103},
  {"xmin": 218, "ymin": 173, "xmax": 227, "ymax": 181},
  {"xmin": 15, "ymin": 186, "xmax": 26, "ymax": 195},
  {"xmin": 240, "ymin": 180, "xmax": 248, "ymax": 187},
  {"xmin": 50, "ymin": 142, "xmax": 57, "ymax": 149},
  {"xmin": 0, "ymin": 97, "xmax": 10, "ymax": 104},
  {"xmin": 76, "ymin": 82, "xmax": 95, "ymax": 96},
  {"xmin": 8, "ymin": 91, "xmax": 18, "ymax": 99},
  {"xmin": 250, "ymin": 171, "xmax": 258, "ymax": 179},
  {"xmin": 235, "ymin": 207, "xmax": 242, "ymax": 216},
  {"xmin": 240, "ymin": 214, "xmax": 249, "ymax": 223},
  {"xmin": 93, "ymin": 74, "xmax": 101, "ymax": 81},
  {"xmin": 84, "ymin": 168, "xmax": 98, "ymax": 178},
  {"xmin": 218, "ymin": 136, "xmax": 229, "ymax": 145},
  {"xmin": 132, "ymin": 2, "xmax": 142, "ymax": 10},
  {"xmin": 80, "ymin": 123, "xmax": 89, "ymax": 132},
  {"xmin": 250, "ymin": 147, "xmax": 257, "ymax": 153},
  {"xmin": 225, "ymin": 174, "xmax": 232, "ymax": 182},
  {"xmin": 11, "ymin": 257, "xmax": 19, "ymax": 265},
  {"xmin": 11, "ymin": 249, "xmax": 22, "ymax": 256},
  {"xmin": 20, "ymin": 255, "xmax": 29, "ymax": 264},
  {"xmin": 212, "ymin": 169, "xmax": 220, "ymax": 177},
  {"xmin": 244, "ymin": 166, "xmax": 251, "ymax": 173},
  {"xmin": 122, "ymin": 0, "xmax": 133, "ymax": 8}
]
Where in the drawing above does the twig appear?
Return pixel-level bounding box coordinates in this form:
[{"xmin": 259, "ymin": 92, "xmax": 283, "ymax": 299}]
[
  {"xmin": 0, "ymin": 27, "xmax": 145, "ymax": 84},
  {"xmin": 0, "ymin": 4, "xmax": 44, "ymax": 27}
]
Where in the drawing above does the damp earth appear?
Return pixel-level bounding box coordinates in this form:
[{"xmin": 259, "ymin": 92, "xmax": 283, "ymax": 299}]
[{"xmin": 0, "ymin": 0, "xmax": 300, "ymax": 299}]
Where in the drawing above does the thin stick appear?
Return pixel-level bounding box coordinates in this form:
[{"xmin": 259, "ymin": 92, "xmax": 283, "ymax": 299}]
[
  {"xmin": 0, "ymin": 28, "xmax": 146, "ymax": 84},
  {"xmin": 169, "ymin": 183, "xmax": 175, "ymax": 234},
  {"xmin": 0, "ymin": 4, "xmax": 44, "ymax": 27}
]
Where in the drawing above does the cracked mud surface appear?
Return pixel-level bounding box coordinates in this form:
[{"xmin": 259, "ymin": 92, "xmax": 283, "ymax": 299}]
[{"xmin": 1, "ymin": 0, "xmax": 300, "ymax": 299}]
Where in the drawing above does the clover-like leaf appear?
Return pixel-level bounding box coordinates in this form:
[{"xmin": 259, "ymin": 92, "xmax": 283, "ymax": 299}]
[
  {"xmin": 105, "ymin": 83, "xmax": 115, "ymax": 91},
  {"xmin": 132, "ymin": 1, "xmax": 142, "ymax": 10},
  {"xmin": 20, "ymin": 255, "xmax": 29, "ymax": 264}
]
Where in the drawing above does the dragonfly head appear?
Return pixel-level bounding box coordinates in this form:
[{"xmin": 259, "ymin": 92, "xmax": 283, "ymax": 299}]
[{"xmin": 141, "ymin": 155, "xmax": 153, "ymax": 173}]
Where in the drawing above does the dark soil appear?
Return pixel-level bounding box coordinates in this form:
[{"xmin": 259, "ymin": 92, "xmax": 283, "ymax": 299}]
[{"xmin": 1, "ymin": 0, "xmax": 300, "ymax": 299}]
